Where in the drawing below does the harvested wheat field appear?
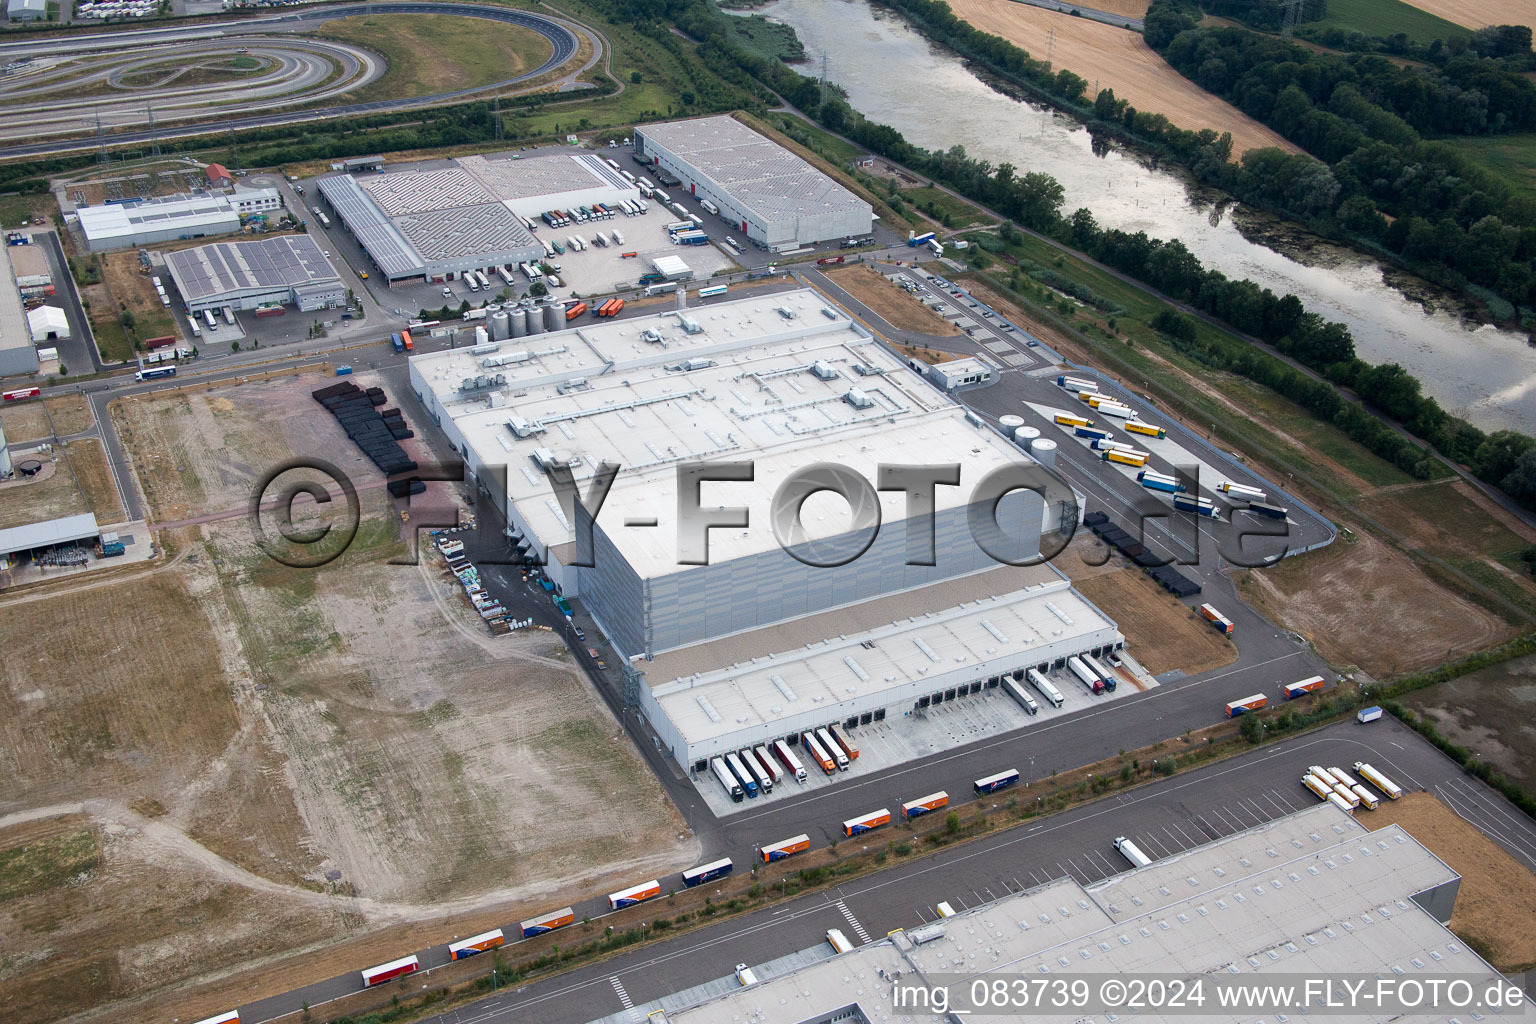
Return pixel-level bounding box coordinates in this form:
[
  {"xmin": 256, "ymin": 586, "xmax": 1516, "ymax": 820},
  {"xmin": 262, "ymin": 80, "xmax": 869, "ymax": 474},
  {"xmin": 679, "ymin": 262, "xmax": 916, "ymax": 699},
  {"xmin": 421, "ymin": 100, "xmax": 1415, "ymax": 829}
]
[
  {"xmin": 1236, "ymin": 524, "xmax": 1510, "ymax": 676},
  {"xmin": 825, "ymin": 264, "xmax": 962, "ymax": 335},
  {"xmin": 1404, "ymin": 0, "xmax": 1536, "ymax": 36},
  {"xmin": 1073, "ymin": 568, "xmax": 1236, "ymax": 675},
  {"xmin": 1080, "ymin": 0, "xmax": 1148, "ymax": 16},
  {"xmin": 0, "ymin": 371, "xmax": 696, "ymax": 1024},
  {"xmin": 947, "ymin": 0, "xmax": 1298, "ymax": 158},
  {"xmin": 1369, "ymin": 792, "xmax": 1536, "ymax": 971}
]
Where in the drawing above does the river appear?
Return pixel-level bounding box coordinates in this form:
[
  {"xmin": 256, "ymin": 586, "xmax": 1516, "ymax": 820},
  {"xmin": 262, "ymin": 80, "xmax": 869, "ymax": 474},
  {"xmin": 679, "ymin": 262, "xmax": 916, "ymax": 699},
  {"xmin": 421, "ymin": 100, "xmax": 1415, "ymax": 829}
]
[{"xmin": 751, "ymin": 0, "xmax": 1536, "ymax": 435}]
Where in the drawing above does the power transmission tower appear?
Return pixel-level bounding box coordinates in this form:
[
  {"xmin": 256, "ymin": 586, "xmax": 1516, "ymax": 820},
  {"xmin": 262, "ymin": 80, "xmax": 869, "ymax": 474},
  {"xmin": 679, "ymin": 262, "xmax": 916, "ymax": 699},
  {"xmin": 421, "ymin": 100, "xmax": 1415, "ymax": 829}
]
[
  {"xmin": 819, "ymin": 51, "xmax": 828, "ymax": 111},
  {"xmin": 95, "ymin": 110, "xmax": 108, "ymax": 167},
  {"xmin": 1047, "ymin": 27, "xmax": 1055, "ymax": 62},
  {"xmin": 147, "ymin": 106, "xmax": 160, "ymax": 159},
  {"xmin": 493, "ymin": 93, "xmax": 502, "ymax": 144},
  {"xmin": 1280, "ymin": 0, "xmax": 1303, "ymax": 36},
  {"xmin": 228, "ymin": 126, "xmax": 239, "ymax": 170}
]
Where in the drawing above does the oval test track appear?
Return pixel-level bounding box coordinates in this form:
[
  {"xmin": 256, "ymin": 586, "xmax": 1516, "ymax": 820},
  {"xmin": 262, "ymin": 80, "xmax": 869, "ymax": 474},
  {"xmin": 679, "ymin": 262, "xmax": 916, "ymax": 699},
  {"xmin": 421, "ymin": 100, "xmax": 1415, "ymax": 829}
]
[{"xmin": 0, "ymin": 2, "xmax": 591, "ymax": 159}]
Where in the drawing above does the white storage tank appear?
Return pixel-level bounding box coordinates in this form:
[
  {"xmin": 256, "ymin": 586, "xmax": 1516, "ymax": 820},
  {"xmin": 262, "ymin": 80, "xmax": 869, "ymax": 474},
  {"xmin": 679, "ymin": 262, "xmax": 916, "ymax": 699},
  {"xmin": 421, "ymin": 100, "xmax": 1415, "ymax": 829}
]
[
  {"xmin": 1032, "ymin": 438, "xmax": 1057, "ymax": 468},
  {"xmin": 1014, "ymin": 425, "xmax": 1041, "ymax": 449},
  {"xmin": 999, "ymin": 414, "xmax": 1025, "ymax": 431},
  {"xmin": 542, "ymin": 303, "xmax": 562, "ymax": 332},
  {"xmin": 490, "ymin": 310, "xmax": 511, "ymax": 341},
  {"xmin": 474, "ymin": 325, "xmax": 489, "ymax": 347},
  {"xmin": 510, "ymin": 308, "xmax": 528, "ymax": 338}
]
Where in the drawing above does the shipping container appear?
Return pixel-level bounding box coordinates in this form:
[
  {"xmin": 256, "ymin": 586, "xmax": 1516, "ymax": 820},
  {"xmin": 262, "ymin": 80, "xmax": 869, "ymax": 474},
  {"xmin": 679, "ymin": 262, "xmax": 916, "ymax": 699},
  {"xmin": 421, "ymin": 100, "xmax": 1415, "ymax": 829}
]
[
  {"xmin": 361, "ymin": 955, "xmax": 419, "ymax": 987},
  {"xmin": 1283, "ymin": 675, "xmax": 1326, "ymax": 700},
  {"xmin": 1103, "ymin": 449, "xmax": 1149, "ymax": 467},
  {"xmin": 753, "ymin": 745, "xmax": 784, "ymax": 786},
  {"xmin": 1325, "ymin": 765, "xmax": 1362, "ymax": 790},
  {"xmin": 798, "ymin": 733, "xmax": 835, "ymax": 773},
  {"xmin": 724, "ymin": 751, "xmax": 759, "ymax": 798},
  {"xmin": 711, "ymin": 757, "xmax": 743, "ymax": 802},
  {"xmin": 1302, "ymin": 774, "xmax": 1336, "ymax": 800},
  {"xmin": 773, "ymin": 738, "xmax": 808, "ymax": 781},
  {"xmin": 1172, "ymin": 493, "xmax": 1220, "ymax": 517},
  {"xmin": 519, "ymin": 907, "xmax": 574, "ymax": 938},
  {"xmin": 739, "ymin": 748, "xmax": 774, "ymax": 793},
  {"xmin": 1124, "ymin": 421, "xmax": 1166, "ymax": 438},
  {"xmin": 973, "ymin": 769, "xmax": 1020, "ymax": 795},
  {"xmin": 1054, "ymin": 413, "xmax": 1092, "ymax": 428},
  {"xmin": 1356, "ymin": 705, "xmax": 1383, "ymax": 724},
  {"xmin": 1197, "ymin": 603, "xmax": 1235, "ymax": 635},
  {"xmin": 565, "ymin": 302, "xmax": 587, "ymax": 320},
  {"xmin": 826, "ymin": 928, "xmax": 854, "ymax": 953},
  {"xmin": 900, "ymin": 791, "xmax": 949, "ymax": 819},
  {"xmin": 449, "ymin": 929, "xmax": 505, "ymax": 960},
  {"xmin": 1114, "ymin": 836, "xmax": 1153, "ymax": 868},
  {"xmin": 760, "ymin": 834, "xmax": 810, "ymax": 863},
  {"xmin": 1327, "ymin": 791, "xmax": 1357, "ymax": 814},
  {"xmin": 1057, "ymin": 374, "xmax": 1098, "ymax": 391},
  {"xmin": 1082, "ymin": 653, "xmax": 1117, "ymax": 692},
  {"xmin": 1353, "ymin": 762, "xmax": 1403, "ymax": 800},
  {"xmin": 1136, "ymin": 469, "xmax": 1185, "ymax": 493},
  {"xmin": 1225, "ymin": 693, "xmax": 1267, "ymax": 717},
  {"xmin": 1002, "ymin": 676, "xmax": 1039, "ymax": 715},
  {"xmin": 1074, "ymin": 425, "xmax": 1113, "ymax": 441},
  {"xmin": 401, "ymin": 329, "xmax": 413, "ymax": 351},
  {"xmin": 1027, "ymin": 668, "xmax": 1064, "ymax": 708},
  {"xmin": 1067, "ymin": 655, "xmax": 1105, "ymax": 695},
  {"xmin": 682, "ymin": 857, "xmax": 734, "ymax": 887},
  {"xmin": 1350, "ymin": 784, "xmax": 1379, "ymax": 810},
  {"xmin": 1331, "ymin": 783, "xmax": 1360, "ymax": 808},
  {"xmin": 828, "ymin": 724, "xmax": 859, "ymax": 761},
  {"xmin": 1217, "ymin": 480, "xmax": 1266, "ymax": 500},
  {"xmin": 1245, "ymin": 500, "xmax": 1289, "ymax": 520},
  {"xmin": 842, "ymin": 808, "xmax": 891, "ymax": 837},
  {"xmin": 607, "ymin": 880, "xmax": 661, "ymax": 909},
  {"xmin": 816, "ymin": 727, "xmax": 848, "ymax": 771}
]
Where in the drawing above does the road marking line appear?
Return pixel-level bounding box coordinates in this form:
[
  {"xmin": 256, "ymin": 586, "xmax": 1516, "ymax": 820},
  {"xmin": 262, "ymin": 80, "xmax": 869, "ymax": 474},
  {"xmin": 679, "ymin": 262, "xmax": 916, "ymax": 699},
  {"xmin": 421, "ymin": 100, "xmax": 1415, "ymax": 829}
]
[
  {"xmin": 836, "ymin": 899, "xmax": 871, "ymax": 944},
  {"xmin": 610, "ymin": 976, "xmax": 632, "ymax": 1009}
]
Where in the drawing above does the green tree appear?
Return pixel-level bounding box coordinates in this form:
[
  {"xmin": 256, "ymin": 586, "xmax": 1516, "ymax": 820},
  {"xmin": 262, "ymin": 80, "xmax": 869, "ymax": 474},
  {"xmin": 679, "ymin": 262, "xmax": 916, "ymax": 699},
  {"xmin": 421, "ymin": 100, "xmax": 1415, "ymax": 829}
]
[
  {"xmin": 945, "ymin": 811, "xmax": 960, "ymax": 834},
  {"xmin": 1239, "ymin": 713, "xmax": 1263, "ymax": 745}
]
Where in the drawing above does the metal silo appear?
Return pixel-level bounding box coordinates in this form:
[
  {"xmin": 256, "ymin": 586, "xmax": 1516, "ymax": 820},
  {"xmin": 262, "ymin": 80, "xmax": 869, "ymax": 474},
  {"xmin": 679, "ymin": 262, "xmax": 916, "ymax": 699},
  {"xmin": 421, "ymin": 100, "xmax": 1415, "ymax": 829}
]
[
  {"xmin": 999, "ymin": 414, "xmax": 1025, "ymax": 432},
  {"xmin": 542, "ymin": 302, "xmax": 561, "ymax": 332},
  {"xmin": 1031, "ymin": 438, "xmax": 1057, "ymax": 468},
  {"xmin": 490, "ymin": 310, "xmax": 511, "ymax": 341},
  {"xmin": 510, "ymin": 308, "xmax": 528, "ymax": 338},
  {"xmin": 1014, "ymin": 425, "xmax": 1041, "ymax": 450}
]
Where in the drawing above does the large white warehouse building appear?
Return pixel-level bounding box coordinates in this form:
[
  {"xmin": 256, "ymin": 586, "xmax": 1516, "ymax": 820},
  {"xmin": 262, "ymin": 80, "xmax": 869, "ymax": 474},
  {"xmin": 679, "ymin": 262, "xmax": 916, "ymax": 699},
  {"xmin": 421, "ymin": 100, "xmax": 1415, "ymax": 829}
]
[
  {"xmin": 316, "ymin": 151, "xmax": 639, "ymax": 285},
  {"xmin": 634, "ymin": 116, "xmax": 873, "ymax": 250},
  {"xmin": 408, "ymin": 289, "xmax": 1114, "ymax": 770}
]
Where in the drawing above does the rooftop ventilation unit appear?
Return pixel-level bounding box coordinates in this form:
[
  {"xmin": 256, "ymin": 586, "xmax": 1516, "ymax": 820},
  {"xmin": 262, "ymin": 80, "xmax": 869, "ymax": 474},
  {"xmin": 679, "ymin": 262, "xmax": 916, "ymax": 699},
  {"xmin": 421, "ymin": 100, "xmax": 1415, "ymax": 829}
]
[
  {"xmin": 682, "ymin": 358, "xmax": 715, "ymax": 371},
  {"xmin": 506, "ymin": 416, "xmax": 545, "ymax": 439},
  {"xmin": 777, "ymin": 306, "xmax": 796, "ymax": 319},
  {"xmin": 845, "ymin": 387, "xmax": 873, "ymax": 409},
  {"xmin": 679, "ymin": 316, "xmax": 702, "ymax": 334},
  {"xmin": 457, "ymin": 374, "xmax": 507, "ymax": 394},
  {"xmin": 469, "ymin": 341, "xmax": 501, "ymax": 355},
  {"xmin": 531, "ymin": 447, "xmax": 557, "ymax": 469},
  {"xmin": 810, "ymin": 360, "xmax": 838, "ymax": 381},
  {"xmin": 642, "ymin": 328, "xmax": 665, "ymax": 343}
]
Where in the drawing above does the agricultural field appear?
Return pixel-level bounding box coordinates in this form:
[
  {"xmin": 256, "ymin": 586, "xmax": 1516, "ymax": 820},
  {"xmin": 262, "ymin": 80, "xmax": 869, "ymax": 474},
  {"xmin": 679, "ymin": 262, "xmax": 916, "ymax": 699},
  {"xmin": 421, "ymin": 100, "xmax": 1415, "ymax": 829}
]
[
  {"xmin": 944, "ymin": 0, "xmax": 1299, "ymax": 159},
  {"xmin": 1305, "ymin": 0, "xmax": 1472, "ymax": 44},
  {"xmin": 825, "ymin": 264, "xmax": 962, "ymax": 335},
  {"xmin": 901, "ymin": 185, "xmax": 994, "ymax": 228},
  {"xmin": 1443, "ymin": 133, "xmax": 1536, "ymax": 198},
  {"xmin": 313, "ymin": 14, "xmax": 556, "ymax": 104},
  {"xmin": 1401, "ymin": 652, "xmax": 1536, "ymax": 791},
  {"xmin": 0, "ymin": 372, "xmax": 695, "ymax": 1024},
  {"xmin": 1402, "ymin": 0, "xmax": 1536, "ymax": 36}
]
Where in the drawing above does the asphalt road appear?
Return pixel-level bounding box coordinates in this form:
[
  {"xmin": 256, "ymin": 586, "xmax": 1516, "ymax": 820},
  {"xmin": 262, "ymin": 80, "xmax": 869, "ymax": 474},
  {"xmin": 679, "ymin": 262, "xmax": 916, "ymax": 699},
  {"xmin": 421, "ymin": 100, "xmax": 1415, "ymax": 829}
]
[
  {"xmin": 231, "ymin": 715, "xmax": 1536, "ymax": 1024},
  {"xmin": 0, "ymin": 2, "xmax": 586, "ymax": 159}
]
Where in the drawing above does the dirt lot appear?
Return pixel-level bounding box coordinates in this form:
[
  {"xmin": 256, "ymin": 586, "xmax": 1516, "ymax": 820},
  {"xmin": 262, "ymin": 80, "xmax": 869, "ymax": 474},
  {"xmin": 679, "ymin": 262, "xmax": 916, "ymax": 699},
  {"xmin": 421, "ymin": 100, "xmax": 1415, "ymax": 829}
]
[
  {"xmin": 0, "ymin": 456, "xmax": 89, "ymax": 530},
  {"xmin": 1404, "ymin": 0, "xmax": 1536, "ymax": 34},
  {"xmin": 1369, "ymin": 791, "xmax": 1536, "ymax": 971},
  {"xmin": 0, "ymin": 371, "xmax": 696, "ymax": 1024},
  {"xmin": 64, "ymin": 438, "xmax": 123, "ymax": 525},
  {"xmin": 1358, "ymin": 479, "xmax": 1536, "ymax": 559},
  {"xmin": 1073, "ymin": 567, "xmax": 1236, "ymax": 675},
  {"xmin": 0, "ymin": 395, "xmax": 93, "ymax": 443},
  {"xmin": 100, "ymin": 250, "xmax": 177, "ymax": 344},
  {"xmin": 826, "ymin": 264, "xmax": 962, "ymax": 335},
  {"xmin": 1236, "ymin": 524, "xmax": 1510, "ymax": 676},
  {"xmin": 1401, "ymin": 651, "xmax": 1536, "ymax": 790},
  {"xmin": 946, "ymin": 0, "xmax": 1299, "ymax": 159}
]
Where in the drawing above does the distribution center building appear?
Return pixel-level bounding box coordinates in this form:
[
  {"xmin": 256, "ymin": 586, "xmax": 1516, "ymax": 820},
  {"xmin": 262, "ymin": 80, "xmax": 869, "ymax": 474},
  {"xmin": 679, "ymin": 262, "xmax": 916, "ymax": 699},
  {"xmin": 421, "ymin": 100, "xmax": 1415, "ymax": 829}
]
[
  {"xmin": 622, "ymin": 804, "xmax": 1480, "ymax": 1024},
  {"xmin": 164, "ymin": 235, "xmax": 345, "ymax": 313},
  {"xmin": 74, "ymin": 188, "xmax": 279, "ymax": 251},
  {"xmin": 408, "ymin": 288, "xmax": 1110, "ymax": 770},
  {"xmin": 0, "ymin": 253, "xmax": 39, "ymax": 377},
  {"xmin": 634, "ymin": 115, "xmax": 873, "ymax": 250},
  {"xmin": 314, "ymin": 152, "xmax": 638, "ymax": 285}
]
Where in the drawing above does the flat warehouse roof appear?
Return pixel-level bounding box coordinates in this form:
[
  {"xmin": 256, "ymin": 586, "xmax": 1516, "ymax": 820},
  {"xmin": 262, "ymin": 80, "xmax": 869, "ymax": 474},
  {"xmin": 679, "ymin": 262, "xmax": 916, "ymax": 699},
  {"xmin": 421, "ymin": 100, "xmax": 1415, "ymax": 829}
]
[
  {"xmin": 458, "ymin": 153, "xmax": 634, "ymax": 201},
  {"xmin": 360, "ymin": 167, "xmax": 494, "ymax": 216},
  {"xmin": 663, "ymin": 804, "xmax": 1485, "ymax": 1023},
  {"xmin": 651, "ymin": 579, "xmax": 1117, "ymax": 746},
  {"xmin": 0, "ymin": 512, "xmax": 100, "ymax": 555},
  {"xmin": 315, "ymin": 174, "xmax": 423, "ymax": 278},
  {"xmin": 0, "ymin": 255, "xmax": 29, "ymax": 354},
  {"xmin": 637, "ymin": 115, "xmax": 871, "ymax": 226},
  {"xmin": 411, "ymin": 289, "xmax": 1044, "ymax": 579},
  {"xmin": 164, "ymin": 235, "xmax": 340, "ymax": 304},
  {"xmin": 392, "ymin": 203, "xmax": 538, "ymax": 262}
]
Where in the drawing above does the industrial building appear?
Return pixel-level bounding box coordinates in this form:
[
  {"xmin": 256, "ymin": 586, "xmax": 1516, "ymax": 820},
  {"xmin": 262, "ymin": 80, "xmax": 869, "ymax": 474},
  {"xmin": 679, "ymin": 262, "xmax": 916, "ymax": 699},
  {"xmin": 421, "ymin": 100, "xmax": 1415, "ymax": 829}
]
[
  {"xmin": 27, "ymin": 305, "xmax": 69, "ymax": 342},
  {"xmin": 928, "ymin": 354, "xmax": 998, "ymax": 390},
  {"xmin": 75, "ymin": 187, "xmax": 280, "ymax": 251},
  {"xmin": 0, "ymin": 251, "xmax": 38, "ymax": 377},
  {"xmin": 164, "ymin": 235, "xmax": 345, "ymax": 313},
  {"xmin": 408, "ymin": 289, "xmax": 1105, "ymax": 770},
  {"xmin": 7, "ymin": 244, "xmax": 52, "ymax": 297},
  {"xmin": 6, "ymin": 0, "xmax": 47, "ymax": 19},
  {"xmin": 314, "ymin": 152, "xmax": 639, "ymax": 285},
  {"xmin": 624, "ymin": 804, "xmax": 1484, "ymax": 1024},
  {"xmin": 634, "ymin": 115, "xmax": 873, "ymax": 250}
]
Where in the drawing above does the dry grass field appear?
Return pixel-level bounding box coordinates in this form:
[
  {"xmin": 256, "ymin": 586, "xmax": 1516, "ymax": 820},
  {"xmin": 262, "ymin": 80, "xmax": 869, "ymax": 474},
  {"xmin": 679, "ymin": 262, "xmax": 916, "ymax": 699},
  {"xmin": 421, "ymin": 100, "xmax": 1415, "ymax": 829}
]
[
  {"xmin": 1402, "ymin": 651, "xmax": 1536, "ymax": 790},
  {"xmin": 1403, "ymin": 0, "xmax": 1536, "ymax": 35},
  {"xmin": 826, "ymin": 264, "xmax": 962, "ymax": 335},
  {"xmin": 1369, "ymin": 792, "xmax": 1536, "ymax": 971},
  {"xmin": 947, "ymin": 0, "xmax": 1299, "ymax": 158},
  {"xmin": 0, "ymin": 457, "xmax": 88, "ymax": 530},
  {"xmin": 0, "ymin": 372, "xmax": 696, "ymax": 1024},
  {"xmin": 64, "ymin": 438, "xmax": 124, "ymax": 525},
  {"xmin": 1080, "ymin": 0, "xmax": 1149, "ymax": 16},
  {"xmin": 1073, "ymin": 568, "xmax": 1236, "ymax": 675},
  {"xmin": 0, "ymin": 395, "xmax": 94, "ymax": 442}
]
